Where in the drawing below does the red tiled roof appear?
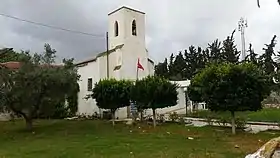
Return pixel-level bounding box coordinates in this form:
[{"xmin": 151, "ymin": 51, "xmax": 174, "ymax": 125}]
[
  {"xmin": 0, "ymin": 61, "xmax": 63, "ymax": 69},
  {"xmin": 0, "ymin": 62, "xmax": 22, "ymax": 69}
]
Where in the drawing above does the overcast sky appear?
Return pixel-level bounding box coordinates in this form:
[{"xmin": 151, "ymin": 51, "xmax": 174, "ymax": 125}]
[{"xmin": 0, "ymin": 0, "xmax": 280, "ymax": 63}]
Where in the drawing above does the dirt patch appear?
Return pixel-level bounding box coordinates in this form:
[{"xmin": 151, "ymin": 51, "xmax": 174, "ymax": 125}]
[{"xmin": 227, "ymin": 135, "xmax": 268, "ymax": 153}]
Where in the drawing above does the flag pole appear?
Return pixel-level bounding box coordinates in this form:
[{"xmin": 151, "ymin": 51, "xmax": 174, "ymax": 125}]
[
  {"xmin": 136, "ymin": 64, "xmax": 139, "ymax": 80},
  {"xmin": 134, "ymin": 59, "xmax": 139, "ymax": 120}
]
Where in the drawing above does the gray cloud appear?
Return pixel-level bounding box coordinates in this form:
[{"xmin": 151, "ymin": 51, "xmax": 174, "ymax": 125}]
[{"xmin": 0, "ymin": 0, "xmax": 280, "ymax": 63}]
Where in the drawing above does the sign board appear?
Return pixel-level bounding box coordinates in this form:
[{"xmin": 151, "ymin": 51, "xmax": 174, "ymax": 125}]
[{"xmin": 130, "ymin": 101, "xmax": 137, "ymax": 114}]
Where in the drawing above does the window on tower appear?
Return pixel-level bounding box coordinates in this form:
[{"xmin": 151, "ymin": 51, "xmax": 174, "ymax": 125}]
[
  {"xmin": 115, "ymin": 21, "xmax": 119, "ymax": 37},
  {"xmin": 132, "ymin": 20, "xmax": 137, "ymax": 36}
]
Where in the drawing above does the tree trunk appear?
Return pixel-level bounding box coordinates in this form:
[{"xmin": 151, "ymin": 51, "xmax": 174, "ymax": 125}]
[
  {"xmin": 185, "ymin": 93, "xmax": 188, "ymax": 117},
  {"xmin": 140, "ymin": 110, "xmax": 143, "ymax": 122},
  {"xmin": 127, "ymin": 106, "xmax": 131, "ymax": 118},
  {"xmin": 152, "ymin": 109, "xmax": 156, "ymax": 128},
  {"xmin": 111, "ymin": 110, "xmax": 115, "ymax": 127},
  {"xmin": 25, "ymin": 117, "xmax": 33, "ymax": 131},
  {"xmin": 99, "ymin": 108, "xmax": 102, "ymax": 119},
  {"xmin": 231, "ymin": 111, "xmax": 236, "ymax": 135}
]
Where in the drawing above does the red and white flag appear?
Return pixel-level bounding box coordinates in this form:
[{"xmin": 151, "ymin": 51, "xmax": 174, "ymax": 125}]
[{"xmin": 137, "ymin": 58, "xmax": 144, "ymax": 70}]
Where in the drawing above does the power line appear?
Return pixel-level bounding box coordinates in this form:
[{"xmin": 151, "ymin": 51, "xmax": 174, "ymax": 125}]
[{"xmin": 0, "ymin": 13, "xmax": 105, "ymax": 38}]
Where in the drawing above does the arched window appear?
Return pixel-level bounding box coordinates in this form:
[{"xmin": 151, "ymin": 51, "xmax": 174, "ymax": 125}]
[
  {"xmin": 132, "ymin": 20, "xmax": 137, "ymax": 36},
  {"xmin": 115, "ymin": 21, "xmax": 119, "ymax": 37}
]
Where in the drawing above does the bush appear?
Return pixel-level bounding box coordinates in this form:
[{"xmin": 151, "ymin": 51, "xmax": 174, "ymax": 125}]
[
  {"xmin": 178, "ymin": 117, "xmax": 185, "ymax": 125},
  {"xmin": 215, "ymin": 115, "xmax": 247, "ymax": 129},
  {"xmin": 217, "ymin": 116, "xmax": 230, "ymax": 127},
  {"xmin": 169, "ymin": 112, "xmax": 179, "ymax": 122},
  {"xmin": 206, "ymin": 115, "xmax": 214, "ymax": 125},
  {"xmin": 235, "ymin": 116, "xmax": 247, "ymax": 129},
  {"xmin": 156, "ymin": 114, "xmax": 165, "ymax": 123},
  {"xmin": 102, "ymin": 111, "xmax": 112, "ymax": 120}
]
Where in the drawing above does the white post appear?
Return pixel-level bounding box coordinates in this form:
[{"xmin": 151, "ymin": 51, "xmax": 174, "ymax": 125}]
[{"xmin": 190, "ymin": 101, "xmax": 193, "ymax": 113}]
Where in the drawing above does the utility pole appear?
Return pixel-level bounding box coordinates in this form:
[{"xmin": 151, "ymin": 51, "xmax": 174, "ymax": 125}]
[
  {"xmin": 238, "ymin": 17, "xmax": 248, "ymax": 61},
  {"xmin": 99, "ymin": 32, "xmax": 109, "ymax": 119},
  {"xmin": 106, "ymin": 32, "xmax": 109, "ymax": 78}
]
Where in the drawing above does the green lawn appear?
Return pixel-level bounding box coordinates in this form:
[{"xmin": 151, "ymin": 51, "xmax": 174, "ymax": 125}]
[
  {"xmin": 0, "ymin": 120, "xmax": 279, "ymax": 158},
  {"xmin": 188, "ymin": 108, "xmax": 280, "ymax": 122}
]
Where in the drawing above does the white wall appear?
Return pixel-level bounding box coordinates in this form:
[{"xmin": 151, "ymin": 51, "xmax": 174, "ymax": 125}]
[
  {"xmin": 77, "ymin": 61, "xmax": 100, "ymax": 115},
  {"xmin": 108, "ymin": 9, "xmax": 125, "ymax": 50},
  {"xmin": 148, "ymin": 59, "xmax": 155, "ymax": 76}
]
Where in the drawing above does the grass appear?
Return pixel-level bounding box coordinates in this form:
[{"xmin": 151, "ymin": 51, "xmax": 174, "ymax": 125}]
[
  {"xmin": 0, "ymin": 120, "xmax": 279, "ymax": 158},
  {"xmin": 188, "ymin": 108, "xmax": 280, "ymax": 123}
]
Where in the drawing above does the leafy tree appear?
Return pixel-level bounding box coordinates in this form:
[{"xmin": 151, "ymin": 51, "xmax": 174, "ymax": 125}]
[
  {"xmin": 188, "ymin": 62, "xmax": 271, "ymax": 134},
  {"xmin": 0, "ymin": 65, "xmax": 10, "ymax": 111},
  {"xmin": 221, "ymin": 30, "xmax": 240, "ymax": 63},
  {"xmin": 155, "ymin": 58, "xmax": 169, "ymax": 78},
  {"xmin": 0, "ymin": 48, "xmax": 29, "ymax": 63},
  {"xmin": 41, "ymin": 44, "xmax": 57, "ymax": 64},
  {"xmin": 0, "ymin": 45, "xmax": 79, "ymax": 130},
  {"xmin": 131, "ymin": 76, "xmax": 178, "ymax": 127},
  {"xmin": 91, "ymin": 79, "xmax": 132, "ymax": 126},
  {"xmin": 63, "ymin": 58, "xmax": 80, "ymax": 116}
]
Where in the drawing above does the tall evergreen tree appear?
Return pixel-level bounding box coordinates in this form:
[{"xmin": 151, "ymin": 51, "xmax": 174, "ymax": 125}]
[
  {"xmin": 221, "ymin": 30, "xmax": 240, "ymax": 64},
  {"xmin": 155, "ymin": 58, "xmax": 169, "ymax": 78},
  {"xmin": 168, "ymin": 53, "xmax": 175, "ymax": 78},
  {"xmin": 185, "ymin": 46, "xmax": 197, "ymax": 79},
  {"xmin": 208, "ymin": 39, "xmax": 222, "ymax": 63},
  {"xmin": 185, "ymin": 46, "xmax": 206, "ymax": 79},
  {"xmin": 259, "ymin": 35, "xmax": 277, "ymax": 76},
  {"xmin": 202, "ymin": 48, "xmax": 210, "ymax": 65},
  {"xmin": 245, "ymin": 44, "xmax": 258, "ymax": 65},
  {"xmin": 170, "ymin": 52, "xmax": 186, "ymax": 80}
]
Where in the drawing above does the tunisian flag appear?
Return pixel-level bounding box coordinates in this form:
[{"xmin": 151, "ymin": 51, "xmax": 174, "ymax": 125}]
[{"xmin": 137, "ymin": 58, "xmax": 144, "ymax": 70}]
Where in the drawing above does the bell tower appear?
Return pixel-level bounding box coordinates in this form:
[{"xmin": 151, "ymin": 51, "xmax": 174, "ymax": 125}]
[
  {"xmin": 108, "ymin": 6, "xmax": 146, "ymax": 50},
  {"xmin": 107, "ymin": 6, "xmax": 149, "ymax": 81}
]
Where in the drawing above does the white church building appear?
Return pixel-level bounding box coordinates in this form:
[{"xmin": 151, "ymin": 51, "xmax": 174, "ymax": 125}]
[
  {"xmin": 75, "ymin": 6, "xmax": 206, "ymax": 119},
  {"xmin": 76, "ymin": 6, "xmax": 155, "ymax": 118}
]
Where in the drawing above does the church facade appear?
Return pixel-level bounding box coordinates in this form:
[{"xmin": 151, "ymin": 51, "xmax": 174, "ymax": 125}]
[{"xmin": 76, "ymin": 6, "xmax": 155, "ymax": 119}]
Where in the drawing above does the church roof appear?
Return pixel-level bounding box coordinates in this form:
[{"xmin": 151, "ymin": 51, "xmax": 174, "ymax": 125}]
[
  {"xmin": 75, "ymin": 44, "xmax": 124, "ymax": 66},
  {"xmin": 108, "ymin": 6, "xmax": 145, "ymax": 16},
  {"xmin": 148, "ymin": 58, "xmax": 154, "ymax": 64}
]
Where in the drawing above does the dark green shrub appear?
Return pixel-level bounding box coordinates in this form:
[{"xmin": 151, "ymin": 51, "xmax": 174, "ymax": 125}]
[{"xmin": 169, "ymin": 112, "xmax": 179, "ymax": 122}]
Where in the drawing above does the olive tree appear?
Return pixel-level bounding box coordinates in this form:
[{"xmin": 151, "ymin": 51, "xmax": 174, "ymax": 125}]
[
  {"xmin": 188, "ymin": 62, "xmax": 271, "ymax": 134},
  {"xmin": 0, "ymin": 45, "xmax": 79, "ymax": 130},
  {"xmin": 91, "ymin": 79, "xmax": 132, "ymax": 126},
  {"xmin": 131, "ymin": 76, "xmax": 178, "ymax": 127}
]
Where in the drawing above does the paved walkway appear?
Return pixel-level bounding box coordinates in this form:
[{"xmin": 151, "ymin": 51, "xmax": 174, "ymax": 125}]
[{"xmin": 184, "ymin": 117, "xmax": 280, "ymax": 134}]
